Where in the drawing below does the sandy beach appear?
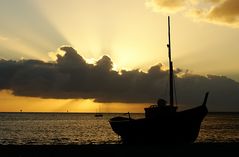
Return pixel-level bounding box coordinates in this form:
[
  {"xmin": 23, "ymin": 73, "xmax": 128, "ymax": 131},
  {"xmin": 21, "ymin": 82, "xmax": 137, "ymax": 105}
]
[{"xmin": 0, "ymin": 143, "xmax": 238, "ymax": 157}]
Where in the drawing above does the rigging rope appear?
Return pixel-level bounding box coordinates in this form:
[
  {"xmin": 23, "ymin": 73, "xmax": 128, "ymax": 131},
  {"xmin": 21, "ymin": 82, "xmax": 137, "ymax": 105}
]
[{"xmin": 173, "ymin": 76, "xmax": 178, "ymax": 106}]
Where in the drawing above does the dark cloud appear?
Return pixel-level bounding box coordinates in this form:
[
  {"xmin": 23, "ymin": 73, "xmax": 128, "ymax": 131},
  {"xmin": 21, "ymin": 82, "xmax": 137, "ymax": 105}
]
[{"xmin": 0, "ymin": 46, "xmax": 239, "ymax": 111}]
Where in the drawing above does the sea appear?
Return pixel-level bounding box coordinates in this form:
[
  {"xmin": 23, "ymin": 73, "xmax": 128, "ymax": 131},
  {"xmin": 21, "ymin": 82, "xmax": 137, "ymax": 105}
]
[{"xmin": 0, "ymin": 112, "xmax": 238, "ymax": 145}]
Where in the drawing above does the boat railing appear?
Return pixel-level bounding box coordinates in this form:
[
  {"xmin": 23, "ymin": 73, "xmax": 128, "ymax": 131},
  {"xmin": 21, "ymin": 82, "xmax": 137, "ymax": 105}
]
[{"xmin": 202, "ymin": 92, "xmax": 209, "ymax": 106}]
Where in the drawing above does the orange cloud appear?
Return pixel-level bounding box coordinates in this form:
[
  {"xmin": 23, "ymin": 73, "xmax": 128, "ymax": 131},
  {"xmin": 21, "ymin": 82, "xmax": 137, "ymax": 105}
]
[
  {"xmin": 146, "ymin": 0, "xmax": 188, "ymax": 13},
  {"xmin": 147, "ymin": 0, "xmax": 239, "ymax": 28},
  {"xmin": 205, "ymin": 0, "xmax": 239, "ymax": 27}
]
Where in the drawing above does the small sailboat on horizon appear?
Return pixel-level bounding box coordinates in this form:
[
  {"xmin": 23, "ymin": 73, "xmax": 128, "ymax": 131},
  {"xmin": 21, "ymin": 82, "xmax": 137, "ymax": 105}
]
[
  {"xmin": 95, "ymin": 104, "xmax": 103, "ymax": 117},
  {"xmin": 109, "ymin": 16, "xmax": 209, "ymax": 144}
]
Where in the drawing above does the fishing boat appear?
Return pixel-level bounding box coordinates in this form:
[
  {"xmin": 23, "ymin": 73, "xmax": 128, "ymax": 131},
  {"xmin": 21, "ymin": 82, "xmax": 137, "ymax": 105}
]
[{"xmin": 109, "ymin": 16, "xmax": 209, "ymax": 144}]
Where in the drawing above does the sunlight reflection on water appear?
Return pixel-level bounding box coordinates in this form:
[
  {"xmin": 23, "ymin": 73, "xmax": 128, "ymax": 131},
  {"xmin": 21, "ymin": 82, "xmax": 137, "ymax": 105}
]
[
  {"xmin": 0, "ymin": 112, "xmax": 238, "ymax": 144},
  {"xmin": 197, "ymin": 113, "xmax": 239, "ymax": 143}
]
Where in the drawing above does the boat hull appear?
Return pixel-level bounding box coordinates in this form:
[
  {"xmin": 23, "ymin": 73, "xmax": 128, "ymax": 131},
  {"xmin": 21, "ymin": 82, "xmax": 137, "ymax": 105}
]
[{"xmin": 109, "ymin": 104, "xmax": 208, "ymax": 144}]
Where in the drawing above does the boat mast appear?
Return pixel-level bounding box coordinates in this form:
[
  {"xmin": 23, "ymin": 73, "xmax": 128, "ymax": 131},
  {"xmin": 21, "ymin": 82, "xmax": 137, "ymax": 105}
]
[{"xmin": 167, "ymin": 16, "xmax": 174, "ymax": 107}]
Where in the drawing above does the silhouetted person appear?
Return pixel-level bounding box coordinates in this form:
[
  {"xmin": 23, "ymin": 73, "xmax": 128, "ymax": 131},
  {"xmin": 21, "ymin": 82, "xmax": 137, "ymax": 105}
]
[
  {"xmin": 157, "ymin": 98, "xmax": 177, "ymax": 113},
  {"xmin": 157, "ymin": 98, "xmax": 167, "ymax": 107}
]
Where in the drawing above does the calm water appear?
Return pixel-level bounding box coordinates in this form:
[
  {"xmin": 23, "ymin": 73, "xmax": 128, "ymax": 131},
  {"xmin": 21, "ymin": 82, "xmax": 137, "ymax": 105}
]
[{"xmin": 0, "ymin": 112, "xmax": 238, "ymax": 145}]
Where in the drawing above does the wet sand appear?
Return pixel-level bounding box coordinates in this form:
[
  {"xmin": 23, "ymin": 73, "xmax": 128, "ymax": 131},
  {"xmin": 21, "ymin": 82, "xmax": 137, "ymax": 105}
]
[{"xmin": 0, "ymin": 143, "xmax": 238, "ymax": 157}]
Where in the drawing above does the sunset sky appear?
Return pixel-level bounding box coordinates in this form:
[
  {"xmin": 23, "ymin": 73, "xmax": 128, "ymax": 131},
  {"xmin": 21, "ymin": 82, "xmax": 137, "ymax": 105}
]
[{"xmin": 0, "ymin": 0, "xmax": 239, "ymax": 112}]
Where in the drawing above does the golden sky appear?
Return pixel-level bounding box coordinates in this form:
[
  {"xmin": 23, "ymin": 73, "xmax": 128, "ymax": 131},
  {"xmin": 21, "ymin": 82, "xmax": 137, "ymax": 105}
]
[
  {"xmin": 0, "ymin": 90, "xmax": 147, "ymax": 113},
  {"xmin": 0, "ymin": 0, "xmax": 239, "ymax": 112}
]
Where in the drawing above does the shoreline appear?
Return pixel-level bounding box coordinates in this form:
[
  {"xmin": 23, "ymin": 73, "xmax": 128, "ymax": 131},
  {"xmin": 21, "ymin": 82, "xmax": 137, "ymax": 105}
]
[{"xmin": 0, "ymin": 143, "xmax": 238, "ymax": 157}]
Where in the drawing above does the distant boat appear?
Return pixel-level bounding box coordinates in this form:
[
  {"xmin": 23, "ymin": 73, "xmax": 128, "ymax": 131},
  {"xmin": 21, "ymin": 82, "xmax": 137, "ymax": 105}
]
[
  {"xmin": 109, "ymin": 16, "xmax": 209, "ymax": 144},
  {"xmin": 94, "ymin": 113, "xmax": 103, "ymax": 117}
]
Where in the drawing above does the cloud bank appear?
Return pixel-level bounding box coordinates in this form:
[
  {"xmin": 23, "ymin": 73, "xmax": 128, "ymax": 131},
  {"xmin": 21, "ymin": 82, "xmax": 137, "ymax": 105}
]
[
  {"xmin": 147, "ymin": 0, "xmax": 239, "ymax": 28},
  {"xmin": 0, "ymin": 46, "xmax": 239, "ymax": 111},
  {"xmin": 146, "ymin": 0, "xmax": 188, "ymax": 13}
]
